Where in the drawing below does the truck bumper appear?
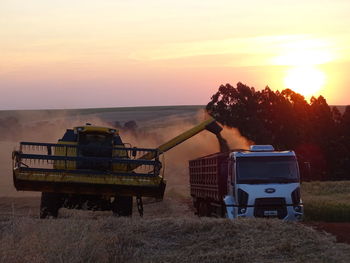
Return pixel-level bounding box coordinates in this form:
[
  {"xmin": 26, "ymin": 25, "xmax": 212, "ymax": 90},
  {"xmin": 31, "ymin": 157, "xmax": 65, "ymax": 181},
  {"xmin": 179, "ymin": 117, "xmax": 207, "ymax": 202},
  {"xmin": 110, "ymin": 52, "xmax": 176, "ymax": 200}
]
[{"xmin": 236, "ymin": 205, "xmax": 303, "ymax": 221}]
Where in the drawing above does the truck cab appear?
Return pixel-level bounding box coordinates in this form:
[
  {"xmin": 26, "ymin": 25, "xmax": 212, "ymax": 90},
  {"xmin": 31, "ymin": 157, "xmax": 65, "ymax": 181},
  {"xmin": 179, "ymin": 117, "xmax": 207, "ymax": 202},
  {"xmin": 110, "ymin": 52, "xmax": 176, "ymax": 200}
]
[{"xmin": 224, "ymin": 145, "xmax": 303, "ymax": 221}]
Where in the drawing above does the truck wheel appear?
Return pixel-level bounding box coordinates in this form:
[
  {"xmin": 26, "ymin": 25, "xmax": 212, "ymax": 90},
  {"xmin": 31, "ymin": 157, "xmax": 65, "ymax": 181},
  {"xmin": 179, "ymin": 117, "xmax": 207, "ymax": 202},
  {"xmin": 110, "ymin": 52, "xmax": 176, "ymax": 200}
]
[
  {"xmin": 198, "ymin": 201, "xmax": 210, "ymax": 217},
  {"xmin": 112, "ymin": 196, "xmax": 133, "ymax": 217},
  {"xmin": 40, "ymin": 192, "xmax": 63, "ymax": 219}
]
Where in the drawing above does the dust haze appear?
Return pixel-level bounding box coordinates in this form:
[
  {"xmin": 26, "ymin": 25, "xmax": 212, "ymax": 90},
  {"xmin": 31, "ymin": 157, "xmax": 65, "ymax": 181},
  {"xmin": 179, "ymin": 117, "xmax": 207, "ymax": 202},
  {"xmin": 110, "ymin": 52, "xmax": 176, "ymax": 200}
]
[
  {"xmin": 0, "ymin": 107, "xmax": 250, "ymax": 198},
  {"xmin": 119, "ymin": 111, "xmax": 250, "ymax": 198},
  {"xmin": 0, "ymin": 111, "xmax": 120, "ymax": 196}
]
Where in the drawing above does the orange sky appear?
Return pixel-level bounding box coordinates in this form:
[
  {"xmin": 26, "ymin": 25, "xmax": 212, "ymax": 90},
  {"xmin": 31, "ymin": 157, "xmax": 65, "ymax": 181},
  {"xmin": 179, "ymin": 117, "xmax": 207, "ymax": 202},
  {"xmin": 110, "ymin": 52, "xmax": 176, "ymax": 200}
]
[{"xmin": 1, "ymin": 0, "xmax": 350, "ymax": 109}]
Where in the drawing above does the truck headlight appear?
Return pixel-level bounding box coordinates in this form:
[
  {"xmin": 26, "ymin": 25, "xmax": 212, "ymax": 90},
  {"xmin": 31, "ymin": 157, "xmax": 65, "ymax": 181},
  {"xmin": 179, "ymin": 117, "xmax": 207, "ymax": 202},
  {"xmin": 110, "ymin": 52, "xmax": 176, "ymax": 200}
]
[{"xmin": 238, "ymin": 207, "xmax": 246, "ymax": 214}]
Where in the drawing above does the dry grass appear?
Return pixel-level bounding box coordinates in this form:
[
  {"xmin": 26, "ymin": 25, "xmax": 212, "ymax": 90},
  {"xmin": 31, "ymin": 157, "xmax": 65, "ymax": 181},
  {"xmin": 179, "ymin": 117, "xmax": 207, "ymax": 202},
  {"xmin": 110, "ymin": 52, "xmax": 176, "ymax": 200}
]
[
  {"xmin": 1, "ymin": 196, "xmax": 349, "ymax": 263},
  {"xmin": 1, "ymin": 182, "xmax": 350, "ymax": 262},
  {"xmin": 0, "ymin": 182, "xmax": 349, "ymax": 262},
  {"xmin": 302, "ymin": 181, "xmax": 350, "ymax": 222},
  {"xmin": 0, "ymin": 216, "xmax": 349, "ymax": 263}
]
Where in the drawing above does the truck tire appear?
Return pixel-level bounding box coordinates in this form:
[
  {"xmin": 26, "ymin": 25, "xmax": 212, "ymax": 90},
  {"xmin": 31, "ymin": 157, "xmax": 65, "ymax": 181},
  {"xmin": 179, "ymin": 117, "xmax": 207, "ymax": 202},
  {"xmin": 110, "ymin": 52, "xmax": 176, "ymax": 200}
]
[
  {"xmin": 112, "ymin": 196, "xmax": 133, "ymax": 217},
  {"xmin": 198, "ymin": 200, "xmax": 211, "ymax": 217},
  {"xmin": 40, "ymin": 192, "xmax": 63, "ymax": 219}
]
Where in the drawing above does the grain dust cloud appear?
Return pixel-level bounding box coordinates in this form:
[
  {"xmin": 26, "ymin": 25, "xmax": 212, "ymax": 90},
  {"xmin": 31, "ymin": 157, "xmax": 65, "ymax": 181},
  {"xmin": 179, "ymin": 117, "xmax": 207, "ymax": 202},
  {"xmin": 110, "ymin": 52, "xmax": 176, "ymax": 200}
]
[{"xmin": 0, "ymin": 109, "xmax": 250, "ymax": 198}]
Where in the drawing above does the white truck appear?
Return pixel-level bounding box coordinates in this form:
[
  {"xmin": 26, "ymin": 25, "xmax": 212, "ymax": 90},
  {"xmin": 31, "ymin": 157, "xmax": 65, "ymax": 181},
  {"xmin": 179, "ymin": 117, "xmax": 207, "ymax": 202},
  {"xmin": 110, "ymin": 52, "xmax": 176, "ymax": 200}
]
[{"xmin": 189, "ymin": 145, "xmax": 303, "ymax": 221}]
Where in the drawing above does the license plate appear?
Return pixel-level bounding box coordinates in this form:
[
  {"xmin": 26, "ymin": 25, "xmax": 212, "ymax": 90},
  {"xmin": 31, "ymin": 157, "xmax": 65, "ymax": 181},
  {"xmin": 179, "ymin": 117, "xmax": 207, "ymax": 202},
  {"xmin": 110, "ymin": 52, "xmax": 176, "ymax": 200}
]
[{"xmin": 264, "ymin": 210, "xmax": 278, "ymax": 216}]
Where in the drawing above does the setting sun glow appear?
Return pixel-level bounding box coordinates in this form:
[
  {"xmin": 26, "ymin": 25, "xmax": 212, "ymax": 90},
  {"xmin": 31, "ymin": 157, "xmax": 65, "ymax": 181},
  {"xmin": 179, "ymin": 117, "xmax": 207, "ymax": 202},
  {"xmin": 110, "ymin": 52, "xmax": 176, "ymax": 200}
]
[
  {"xmin": 271, "ymin": 37, "xmax": 335, "ymax": 99},
  {"xmin": 284, "ymin": 66, "xmax": 326, "ymax": 98},
  {"xmin": 0, "ymin": 1, "xmax": 349, "ymax": 109}
]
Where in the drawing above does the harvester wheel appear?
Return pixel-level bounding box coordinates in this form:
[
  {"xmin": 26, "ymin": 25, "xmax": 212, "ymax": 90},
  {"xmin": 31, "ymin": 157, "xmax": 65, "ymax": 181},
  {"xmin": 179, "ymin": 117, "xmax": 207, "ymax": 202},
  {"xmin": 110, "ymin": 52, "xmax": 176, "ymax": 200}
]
[
  {"xmin": 112, "ymin": 196, "xmax": 133, "ymax": 217},
  {"xmin": 40, "ymin": 192, "xmax": 63, "ymax": 219}
]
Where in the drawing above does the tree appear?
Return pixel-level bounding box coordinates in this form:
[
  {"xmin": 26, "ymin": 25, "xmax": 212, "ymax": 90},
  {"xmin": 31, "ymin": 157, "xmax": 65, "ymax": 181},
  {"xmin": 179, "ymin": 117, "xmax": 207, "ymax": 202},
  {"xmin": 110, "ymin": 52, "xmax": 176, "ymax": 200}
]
[
  {"xmin": 338, "ymin": 106, "xmax": 350, "ymax": 178},
  {"xmin": 207, "ymin": 82, "xmax": 349, "ymax": 181},
  {"xmin": 207, "ymin": 83, "xmax": 261, "ymax": 144},
  {"xmin": 207, "ymin": 83, "xmax": 302, "ymax": 150}
]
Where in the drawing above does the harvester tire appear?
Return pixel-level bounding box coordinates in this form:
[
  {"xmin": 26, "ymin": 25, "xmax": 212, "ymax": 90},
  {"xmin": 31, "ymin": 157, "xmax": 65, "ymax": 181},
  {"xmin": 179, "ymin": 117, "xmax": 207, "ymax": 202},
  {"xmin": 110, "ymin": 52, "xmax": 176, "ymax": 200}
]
[
  {"xmin": 40, "ymin": 192, "xmax": 63, "ymax": 219},
  {"xmin": 112, "ymin": 196, "xmax": 133, "ymax": 217}
]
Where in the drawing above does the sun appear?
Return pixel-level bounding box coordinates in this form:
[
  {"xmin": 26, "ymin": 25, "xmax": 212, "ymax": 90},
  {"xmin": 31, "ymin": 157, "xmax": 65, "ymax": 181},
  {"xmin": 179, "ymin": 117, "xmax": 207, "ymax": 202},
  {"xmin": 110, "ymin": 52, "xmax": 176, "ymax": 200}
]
[{"xmin": 284, "ymin": 66, "xmax": 326, "ymax": 98}]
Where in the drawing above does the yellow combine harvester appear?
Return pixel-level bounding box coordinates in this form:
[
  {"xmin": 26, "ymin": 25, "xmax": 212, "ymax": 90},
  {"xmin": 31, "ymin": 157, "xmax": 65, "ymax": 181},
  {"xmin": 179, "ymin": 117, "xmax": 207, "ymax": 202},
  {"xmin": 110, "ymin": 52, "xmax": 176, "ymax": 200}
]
[{"xmin": 12, "ymin": 117, "xmax": 222, "ymax": 218}]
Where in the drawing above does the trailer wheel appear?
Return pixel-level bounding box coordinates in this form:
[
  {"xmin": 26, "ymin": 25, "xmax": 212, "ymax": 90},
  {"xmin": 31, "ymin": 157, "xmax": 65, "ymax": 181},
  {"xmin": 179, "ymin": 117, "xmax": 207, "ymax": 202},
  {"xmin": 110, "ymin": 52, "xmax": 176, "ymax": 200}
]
[
  {"xmin": 112, "ymin": 196, "xmax": 133, "ymax": 217},
  {"xmin": 40, "ymin": 192, "xmax": 63, "ymax": 219}
]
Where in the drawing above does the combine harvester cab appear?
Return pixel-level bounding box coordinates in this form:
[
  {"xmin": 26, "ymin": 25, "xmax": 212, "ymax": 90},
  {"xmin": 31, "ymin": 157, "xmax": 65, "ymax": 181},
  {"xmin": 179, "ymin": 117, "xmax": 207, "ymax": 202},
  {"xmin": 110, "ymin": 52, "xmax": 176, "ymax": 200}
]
[{"xmin": 13, "ymin": 118, "xmax": 222, "ymax": 218}]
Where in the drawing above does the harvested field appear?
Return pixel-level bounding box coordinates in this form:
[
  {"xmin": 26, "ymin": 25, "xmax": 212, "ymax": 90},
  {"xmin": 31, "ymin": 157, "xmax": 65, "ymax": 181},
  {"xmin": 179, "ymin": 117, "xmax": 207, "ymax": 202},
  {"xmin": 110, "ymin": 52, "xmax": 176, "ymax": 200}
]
[
  {"xmin": 1, "ymin": 196, "xmax": 350, "ymax": 263},
  {"xmin": 1, "ymin": 215, "xmax": 350, "ymax": 263},
  {"xmin": 1, "ymin": 107, "xmax": 350, "ymax": 262},
  {"xmin": 305, "ymin": 222, "xmax": 350, "ymax": 245}
]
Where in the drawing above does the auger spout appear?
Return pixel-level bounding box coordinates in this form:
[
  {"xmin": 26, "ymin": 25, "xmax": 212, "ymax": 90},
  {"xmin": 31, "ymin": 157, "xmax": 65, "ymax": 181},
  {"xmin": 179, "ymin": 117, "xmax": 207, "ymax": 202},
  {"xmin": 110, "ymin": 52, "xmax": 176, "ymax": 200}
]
[{"xmin": 134, "ymin": 117, "xmax": 222, "ymax": 164}]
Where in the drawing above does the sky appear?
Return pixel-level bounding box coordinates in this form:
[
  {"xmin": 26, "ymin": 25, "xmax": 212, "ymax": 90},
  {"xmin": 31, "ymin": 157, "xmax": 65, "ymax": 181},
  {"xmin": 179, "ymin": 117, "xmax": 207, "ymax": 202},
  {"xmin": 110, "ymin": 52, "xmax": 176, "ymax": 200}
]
[{"xmin": 1, "ymin": 0, "xmax": 350, "ymax": 109}]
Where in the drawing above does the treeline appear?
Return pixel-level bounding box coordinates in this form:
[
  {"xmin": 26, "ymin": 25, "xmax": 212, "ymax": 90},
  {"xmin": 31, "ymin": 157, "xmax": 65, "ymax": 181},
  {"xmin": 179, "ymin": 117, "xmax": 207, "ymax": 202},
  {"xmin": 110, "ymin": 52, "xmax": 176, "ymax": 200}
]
[{"xmin": 206, "ymin": 82, "xmax": 350, "ymax": 181}]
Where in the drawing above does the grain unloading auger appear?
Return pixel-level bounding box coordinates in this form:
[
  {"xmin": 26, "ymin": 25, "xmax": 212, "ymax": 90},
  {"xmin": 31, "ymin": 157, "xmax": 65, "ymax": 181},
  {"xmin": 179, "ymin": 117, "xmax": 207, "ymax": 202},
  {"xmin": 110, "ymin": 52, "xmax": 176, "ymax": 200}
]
[{"xmin": 12, "ymin": 117, "xmax": 222, "ymax": 218}]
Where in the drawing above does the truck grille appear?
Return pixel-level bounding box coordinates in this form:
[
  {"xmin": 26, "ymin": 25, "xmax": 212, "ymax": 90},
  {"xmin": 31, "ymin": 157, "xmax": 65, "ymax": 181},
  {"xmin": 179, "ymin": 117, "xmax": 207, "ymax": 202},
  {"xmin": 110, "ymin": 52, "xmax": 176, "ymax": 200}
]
[{"xmin": 254, "ymin": 198, "xmax": 287, "ymax": 219}]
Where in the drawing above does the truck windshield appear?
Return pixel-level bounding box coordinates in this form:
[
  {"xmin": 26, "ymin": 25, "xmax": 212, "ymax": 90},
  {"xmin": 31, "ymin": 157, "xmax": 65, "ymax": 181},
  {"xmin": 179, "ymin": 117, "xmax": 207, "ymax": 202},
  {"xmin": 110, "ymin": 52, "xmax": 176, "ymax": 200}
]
[{"xmin": 236, "ymin": 156, "xmax": 299, "ymax": 184}]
